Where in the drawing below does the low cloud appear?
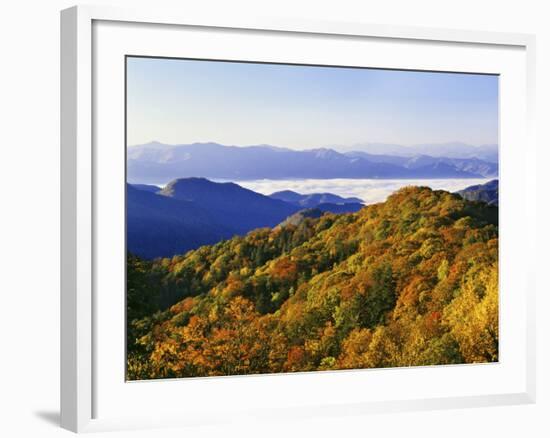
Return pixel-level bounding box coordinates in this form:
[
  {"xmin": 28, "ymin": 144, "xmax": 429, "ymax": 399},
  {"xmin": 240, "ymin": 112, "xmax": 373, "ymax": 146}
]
[{"xmin": 238, "ymin": 178, "xmax": 491, "ymax": 205}]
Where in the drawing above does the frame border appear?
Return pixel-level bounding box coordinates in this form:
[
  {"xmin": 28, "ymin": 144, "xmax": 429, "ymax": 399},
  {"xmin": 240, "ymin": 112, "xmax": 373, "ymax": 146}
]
[{"xmin": 60, "ymin": 4, "xmax": 536, "ymax": 433}]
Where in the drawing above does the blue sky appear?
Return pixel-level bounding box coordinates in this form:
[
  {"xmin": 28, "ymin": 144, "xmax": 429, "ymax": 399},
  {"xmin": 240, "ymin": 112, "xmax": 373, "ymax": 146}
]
[{"xmin": 127, "ymin": 57, "xmax": 498, "ymax": 150}]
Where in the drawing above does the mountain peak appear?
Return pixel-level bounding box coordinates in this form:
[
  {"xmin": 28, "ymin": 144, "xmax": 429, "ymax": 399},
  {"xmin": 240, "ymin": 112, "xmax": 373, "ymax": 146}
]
[
  {"xmin": 163, "ymin": 177, "xmax": 241, "ymax": 194},
  {"xmin": 127, "ymin": 141, "xmax": 498, "ymax": 184},
  {"xmin": 158, "ymin": 178, "xmax": 299, "ymax": 235}
]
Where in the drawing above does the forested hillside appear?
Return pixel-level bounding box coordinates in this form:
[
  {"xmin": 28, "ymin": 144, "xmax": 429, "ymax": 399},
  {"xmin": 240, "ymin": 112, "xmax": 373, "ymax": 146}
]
[
  {"xmin": 457, "ymin": 179, "xmax": 498, "ymax": 206},
  {"xmin": 127, "ymin": 178, "xmax": 365, "ymax": 259},
  {"xmin": 127, "ymin": 186, "xmax": 498, "ymax": 380}
]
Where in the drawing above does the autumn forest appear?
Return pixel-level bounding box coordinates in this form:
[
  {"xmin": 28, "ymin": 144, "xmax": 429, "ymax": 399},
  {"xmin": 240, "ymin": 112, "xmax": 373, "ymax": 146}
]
[{"xmin": 127, "ymin": 186, "xmax": 498, "ymax": 380}]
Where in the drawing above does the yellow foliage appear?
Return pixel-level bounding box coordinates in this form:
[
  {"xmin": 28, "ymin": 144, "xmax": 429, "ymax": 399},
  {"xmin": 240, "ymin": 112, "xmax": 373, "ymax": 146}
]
[{"xmin": 127, "ymin": 186, "xmax": 499, "ymax": 379}]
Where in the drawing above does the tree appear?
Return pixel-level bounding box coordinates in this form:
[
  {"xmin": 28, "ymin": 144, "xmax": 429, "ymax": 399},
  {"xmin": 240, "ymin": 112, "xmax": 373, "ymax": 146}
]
[
  {"xmin": 127, "ymin": 186, "xmax": 500, "ymax": 379},
  {"xmin": 443, "ymin": 264, "xmax": 498, "ymax": 362}
]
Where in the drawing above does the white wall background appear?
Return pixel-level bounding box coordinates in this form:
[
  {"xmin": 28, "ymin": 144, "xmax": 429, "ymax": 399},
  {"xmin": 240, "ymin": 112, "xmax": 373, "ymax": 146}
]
[{"xmin": 0, "ymin": 0, "xmax": 547, "ymax": 436}]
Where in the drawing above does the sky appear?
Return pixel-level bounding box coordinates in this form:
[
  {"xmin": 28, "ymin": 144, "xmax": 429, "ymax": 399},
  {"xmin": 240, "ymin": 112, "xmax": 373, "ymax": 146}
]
[{"xmin": 126, "ymin": 57, "xmax": 499, "ymax": 150}]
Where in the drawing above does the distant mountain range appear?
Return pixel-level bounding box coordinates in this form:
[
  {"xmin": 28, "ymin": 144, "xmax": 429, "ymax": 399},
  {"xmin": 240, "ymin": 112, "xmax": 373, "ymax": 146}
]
[
  {"xmin": 335, "ymin": 142, "xmax": 498, "ymax": 162},
  {"xmin": 269, "ymin": 190, "xmax": 364, "ymax": 214},
  {"xmin": 456, "ymin": 179, "xmax": 498, "ymax": 206},
  {"xmin": 269, "ymin": 190, "xmax": 363, "ymax": 208},
  {"xmin": 127, "ymin": 178, "xmax": 366, "ymax": 259},
  {"xmin": 127, "ymin": 142, "xmax": 498, "ymax": 184},
  {"xmin": 345, "ymin": 152, "xmax": 498, "ymax": 177}
]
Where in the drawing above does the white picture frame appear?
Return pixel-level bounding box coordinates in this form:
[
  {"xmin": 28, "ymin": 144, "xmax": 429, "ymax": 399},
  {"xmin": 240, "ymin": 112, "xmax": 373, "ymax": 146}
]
[{"xmin": 60, "ymin": 4, "xmax": 537, "ymax": 433}]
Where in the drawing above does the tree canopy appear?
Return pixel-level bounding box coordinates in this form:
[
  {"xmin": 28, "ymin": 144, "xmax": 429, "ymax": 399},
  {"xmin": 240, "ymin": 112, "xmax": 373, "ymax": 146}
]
[{"xmin": 127, "ymin": 186, "xmax": 498, "ymax": 380}]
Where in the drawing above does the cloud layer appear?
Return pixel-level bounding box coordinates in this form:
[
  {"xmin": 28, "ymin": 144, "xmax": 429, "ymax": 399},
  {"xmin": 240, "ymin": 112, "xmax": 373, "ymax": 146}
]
[{"xmin": 238, "ymin": 178, "xmax": 491, "ymax": 205}]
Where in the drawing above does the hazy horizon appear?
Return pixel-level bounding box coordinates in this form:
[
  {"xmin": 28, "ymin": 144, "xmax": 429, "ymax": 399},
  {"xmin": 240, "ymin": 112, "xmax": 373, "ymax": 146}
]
[
  {"xmin": 127, "ymin": 57, "xmax": 498, "ymax": 149},
  {"xmin": 127, "ymin": 139, "xmax": 498, "ymax": 150}
]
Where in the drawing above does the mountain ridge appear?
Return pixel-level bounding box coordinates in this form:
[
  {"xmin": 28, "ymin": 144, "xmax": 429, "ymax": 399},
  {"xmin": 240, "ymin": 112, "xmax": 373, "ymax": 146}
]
[
  {"xmin": 159, "ymin": 177, "xmax": 300, "ymax": 235},
  {"xmin": 457, "ymin": 179, "xmax": 498, "ymax": 206},
  {"xmin": 126, "ymin": 184, "xmax": 234, "ymax": 259},
  {"xmin": 269, "ymin": 190, "xmax": 364, "ymax": 208},
  {"xmin": 128, "ymin": 178, "xmax": 377, "ymax": 259},
  {"xmin": 127, "ymin": 141, "xmax": 498, "ymax": 184}
]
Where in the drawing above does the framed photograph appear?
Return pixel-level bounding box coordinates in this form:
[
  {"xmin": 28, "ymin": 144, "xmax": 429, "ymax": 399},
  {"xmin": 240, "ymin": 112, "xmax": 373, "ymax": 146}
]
[{"xmin": 61, "ymin": 5, "xmax": 536, "ymax": 433}]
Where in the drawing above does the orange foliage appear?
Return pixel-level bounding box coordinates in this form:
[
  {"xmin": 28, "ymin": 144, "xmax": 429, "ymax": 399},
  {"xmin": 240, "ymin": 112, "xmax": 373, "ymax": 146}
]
[{"xmin": 127, "ymin": 187, "xmax": 498, "ymax": 380}]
